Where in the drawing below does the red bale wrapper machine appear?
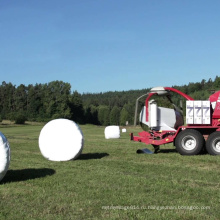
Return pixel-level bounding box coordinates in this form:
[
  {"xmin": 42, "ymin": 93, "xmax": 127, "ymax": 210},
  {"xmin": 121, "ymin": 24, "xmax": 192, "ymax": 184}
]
[{"xmin": 131, "ymin": 87, "xmax": 220, "ymax": 155}]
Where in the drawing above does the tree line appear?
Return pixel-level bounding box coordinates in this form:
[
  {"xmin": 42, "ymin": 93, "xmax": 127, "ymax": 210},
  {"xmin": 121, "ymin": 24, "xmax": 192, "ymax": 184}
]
[
  {"xmin": 0, "ymin": 76, "xmax": 220, "ymax": 125},
  {"xmin": 0, "ymin": 81, "xmax": 84, "ymax": 124}
]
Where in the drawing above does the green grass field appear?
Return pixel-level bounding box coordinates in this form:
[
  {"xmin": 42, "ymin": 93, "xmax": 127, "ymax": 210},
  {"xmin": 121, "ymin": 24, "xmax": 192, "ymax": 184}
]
[{"xmin": 0, "ymin": 123, "xmax": 220, "ymax": 220}]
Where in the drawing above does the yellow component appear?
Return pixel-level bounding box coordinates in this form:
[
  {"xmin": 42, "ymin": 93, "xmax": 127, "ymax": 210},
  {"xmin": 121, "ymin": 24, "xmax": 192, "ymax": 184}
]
[
  {"xmin": 166, "ymin": 139, "xmax": 169, "ymax": 141},
  {"xmin": 159, "ymin": 130, "xmax": 162, "ymax": 132}
]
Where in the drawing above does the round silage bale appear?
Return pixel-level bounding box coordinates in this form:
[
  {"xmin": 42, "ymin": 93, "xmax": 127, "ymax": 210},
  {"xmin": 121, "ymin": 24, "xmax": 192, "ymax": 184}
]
[
  {"xmin": 39, "ymin": 119, "xmax": 84, "ymax": 161},
  {"xmin": 104, "ymin": 126, "xmax": 120, "ymax": 139},
  {"xmin": 122, "ymin": 128, "xmax": 127, "ymax": 133},
  {"xmin": 0, "ymin": 132, "xmax": 10, "ymax": 182}
]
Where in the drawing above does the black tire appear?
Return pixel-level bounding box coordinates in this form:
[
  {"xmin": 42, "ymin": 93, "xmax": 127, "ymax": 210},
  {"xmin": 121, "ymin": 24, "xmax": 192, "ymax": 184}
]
[
  {"xmin": 175, "ymin": 129, "xmax": 204, "ymax": 155},
  {"xmin": 206, "ymin": 131, "xmax": 220, "ymax": 155}
]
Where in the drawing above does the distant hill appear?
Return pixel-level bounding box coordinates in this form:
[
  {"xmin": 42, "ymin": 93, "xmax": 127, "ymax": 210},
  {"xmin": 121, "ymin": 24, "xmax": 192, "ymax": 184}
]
[{"xmin": 82, "ymin": 76, "xmax": 218, "ymax": 108}]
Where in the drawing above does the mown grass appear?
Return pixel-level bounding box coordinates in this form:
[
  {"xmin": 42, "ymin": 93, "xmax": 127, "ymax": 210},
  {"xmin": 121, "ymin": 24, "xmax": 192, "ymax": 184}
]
[{"xmin": 0, "ymin": 123, "xmax": 220, "ymax": 219}]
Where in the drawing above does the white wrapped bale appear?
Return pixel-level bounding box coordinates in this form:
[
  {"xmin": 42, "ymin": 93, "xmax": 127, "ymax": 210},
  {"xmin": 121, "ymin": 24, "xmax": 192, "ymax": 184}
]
[
  {"xmin": 122, "ymin": 128, "xmax": 127, "ymax": 133},
  {"xmin": 39, "ymin": 119, "xmax": 84, "ymax": 161},
  {"xmin": 0, "ymin": 132, "xmax": 10, "ymax": 182},
  {"xmin": 105, "ymin": 126, "xmax": 120, "ymax": 139}
]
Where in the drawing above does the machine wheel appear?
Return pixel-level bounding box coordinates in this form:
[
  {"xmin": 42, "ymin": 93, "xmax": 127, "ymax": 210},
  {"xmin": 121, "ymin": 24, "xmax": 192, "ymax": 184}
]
[
  {"xmin": 175, "ymin": 129, "xmax": 204, "ymax": 155},
  {"xmin": 206, "ymin": 131, "xmax": 220, "ymax": 155}
]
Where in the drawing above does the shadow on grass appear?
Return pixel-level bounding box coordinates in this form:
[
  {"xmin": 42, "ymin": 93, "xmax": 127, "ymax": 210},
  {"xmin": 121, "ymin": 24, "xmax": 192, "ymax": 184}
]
[
  {"xmin": 159, "ymin": 149, "xmax": 177, "ymax": 153},
  {"xmin": 137, "ymin": 148, "xmax": 177, "ymax": 154},
  {"xmin": 1, "ymin": 168, "xmax": 55, "ymax": 184},
  {"xmin": 77, "ymin": 153, "xmax": 109, "ymax": 160},
  {"xmin": 160, "ymin": 149, "xmax": 209, "ymax": 155}
]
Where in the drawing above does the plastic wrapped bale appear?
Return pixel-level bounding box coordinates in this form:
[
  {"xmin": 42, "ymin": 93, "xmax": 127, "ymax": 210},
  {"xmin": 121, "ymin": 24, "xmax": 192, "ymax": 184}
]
[
  {"xmin": 104, "ymin": 126, "xmax": 120, "ymax": 139},
  {"xmin": 122, "ymin": 128, "xmax": 127, "ymax": 133},
  {"xmin": 0, "ymin": 132, "xmax": 10, "ymax": 182},
  {"xmin": 39, "ymin": 119, "xmax": 84, "ymax": 161}
]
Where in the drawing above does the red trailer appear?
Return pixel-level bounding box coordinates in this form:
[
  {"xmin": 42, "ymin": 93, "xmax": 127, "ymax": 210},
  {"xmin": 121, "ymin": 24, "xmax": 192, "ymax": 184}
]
[{"xmin": 131, "ymin": 87, "xmax": 220, "ymax": 155}]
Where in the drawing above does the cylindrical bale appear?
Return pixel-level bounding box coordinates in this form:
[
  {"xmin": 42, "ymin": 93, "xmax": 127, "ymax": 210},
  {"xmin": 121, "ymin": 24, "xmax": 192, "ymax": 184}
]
[
  {"xmin": 122, "ymin": 128, "xmax": 127, "ymax": 133},
  {"xmin": 104, "ymin": 126, "xmax": 120, "ymax": 139},
  {"xmin": 0, "ymin": 132, "xmax": 10, "ymax": 182},
  {"xmin": 39, "ymin": 119, "xmax": 84, "ymax": 161}
]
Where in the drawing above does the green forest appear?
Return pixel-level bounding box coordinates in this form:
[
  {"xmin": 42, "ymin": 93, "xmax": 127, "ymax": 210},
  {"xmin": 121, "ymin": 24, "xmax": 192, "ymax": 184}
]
[{"xmin": 0, "ymin": 76, "xmax": 220, "ymax": 125}]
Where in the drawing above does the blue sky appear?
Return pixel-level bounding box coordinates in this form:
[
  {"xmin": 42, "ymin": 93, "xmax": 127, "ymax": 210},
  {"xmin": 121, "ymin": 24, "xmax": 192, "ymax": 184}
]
[{"xmin": 1, "ymin": 0, "xmax": 220, "ymax": 94}]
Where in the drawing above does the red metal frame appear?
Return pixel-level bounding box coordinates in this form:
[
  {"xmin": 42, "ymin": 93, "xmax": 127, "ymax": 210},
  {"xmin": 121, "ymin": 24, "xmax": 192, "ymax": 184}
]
[
  {"xmin": 145, "ymin": 87, "xmax": 194, "ymax": 122},
  {"xmin": 164, "ymin": 87, "xmax": 194, "ymax": 101},
  {"xmin": 131, "ymin": 125, "xmax": 220, "ymax": 146},
  {"xmin": 145, "ymin": 93, "xmax": 156, "ymax": 122},
  {"xmin": 131, "ymin": 129, "xmax": 177, "ymax": 145},
  {"xmin": 212, "ymin": 102, "xmax": 220, "ymax": 119},
  {"xmin": 209, "ymin": 91, "xmax": 220, "ymax": 102}
]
